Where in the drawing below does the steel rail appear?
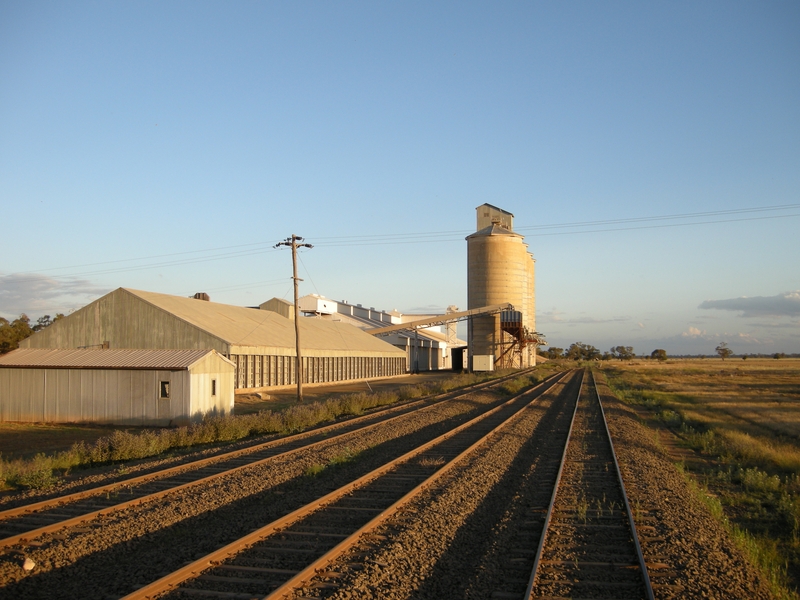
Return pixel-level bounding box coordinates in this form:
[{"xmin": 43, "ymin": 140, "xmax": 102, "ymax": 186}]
[
  {"xmin": 119, "ymin": 371, "xmax": 571, "ymax": 600},
  {"xmin": 523, "ymin": 370, "xmax": 654, "ymax": 600},
  {"xmin": 0, "ymin": 368, "xmax": 542, "ymax": 550},
  {"xmin": 263, "ymin": 370, "xmax": 577, "ymax": 600},
  {"xmin": 523, "ymin": 370, "xmax": 584, "ymax": 597},
  {"xmin": 593, "ymin": 370, "xmax": 655, "ymax": 600}
]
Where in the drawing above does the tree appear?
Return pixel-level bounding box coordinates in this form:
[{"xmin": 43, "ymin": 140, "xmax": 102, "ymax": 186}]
[
  {"xmin": 651, "ymin": 349, "xmax": 668, "ymax": 361},
  {"xmin": 32, "ymin": 313, "xmax": 64, "ymax": 332},
  {"xmin": 0, "ymin": 313, "xmax": 62, "ymax": 354},
  {"xmin": 716, "ymin": 342, "xmax": 733, "ymax": 361},
  {"xmin": 610, "ymin": 345, "xmax": 635, "ymax": 360},
  {"xmin": 541, "ymin": 347, "xmax": 564, "ymax": 359},
  {"xmin": 0, "ymin": 314, "xmax": 32, "ymax": 354},
  {"xmin": 566, "ymin": 342, "xmax": 600, "ymax": 361}
]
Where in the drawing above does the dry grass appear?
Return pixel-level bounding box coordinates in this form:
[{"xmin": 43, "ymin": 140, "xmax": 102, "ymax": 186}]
[
  {"xmin": 601, "ymin": 358, "xmax": 800, "ymax": 598},
  {"xmin": 0, "ymin": 367, "xmax": 559, "ymax": 491},
  {"xmin": 0, "ymin": 423, "xmax": 121, "ymax": 461},
  {"xmin": 606, "ymin": 358, "xmax": 800, "ymax": 468}
]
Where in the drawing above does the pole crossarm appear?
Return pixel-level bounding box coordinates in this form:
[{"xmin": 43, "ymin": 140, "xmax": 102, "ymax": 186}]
[
  {"xmin": 365, "ymin": 303, "xmax": 514, "ymax": 337},
  {"xmin": 274, "ymin": 234, "xmax": 313, "ymax": 402}
]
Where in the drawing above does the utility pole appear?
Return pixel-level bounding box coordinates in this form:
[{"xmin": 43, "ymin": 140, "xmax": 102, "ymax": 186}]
[{"xmin": 274, "ymin": 234, "xmax": 313, "ymax": 402}]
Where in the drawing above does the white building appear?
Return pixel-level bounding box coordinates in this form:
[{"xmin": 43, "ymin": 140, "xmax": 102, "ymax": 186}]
[{"xmin": 296, "ymin": 294, "xmax": 467, "ymax": 371}]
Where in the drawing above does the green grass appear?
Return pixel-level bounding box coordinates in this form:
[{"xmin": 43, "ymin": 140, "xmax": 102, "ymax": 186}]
[
  {"xmin": 499, "ymin": 372, "xmax": 544, "ymax": 395},
  {"xmin": 303, "ymin": 447, "xmax": 361, "ymax": 478},
  {"xmin": 304, "ymin": 463, "xmax": 325, "ymax": 477},
  {"xmin": 681, "ymin": 467, "xmax": 796, "ymax": 600}
]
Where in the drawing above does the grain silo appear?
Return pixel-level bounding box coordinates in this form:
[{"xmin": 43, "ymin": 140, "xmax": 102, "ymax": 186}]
[{"xmin": 467, "ymin": 204, "xmax": 537, "ymax": 369}]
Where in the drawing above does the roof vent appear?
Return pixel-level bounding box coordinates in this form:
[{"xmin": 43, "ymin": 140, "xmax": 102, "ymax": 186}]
[{"xmin": 192, "ymin": 292, "xmax": 210, "ymax": 301}]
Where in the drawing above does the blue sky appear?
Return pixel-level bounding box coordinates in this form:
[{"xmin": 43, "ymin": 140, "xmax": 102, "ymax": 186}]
[{"xmin": 1, "ymin": 1, "xmax": 798, "ymax": 355}]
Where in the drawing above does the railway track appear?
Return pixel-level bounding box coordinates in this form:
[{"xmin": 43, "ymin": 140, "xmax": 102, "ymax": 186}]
[
  {"xmin": 524, "ymin": 370, "xmax": 653, "ymax": 600},
  {"xmin": 118, "ymin": 371, "xmax": 575, "ymax": 600},
  {"xmin": 0, "ymin": 368, "xmax": 545, "ymax": 551},
  {"xmin": 1, "ymin": 369, "xmax": 661, "ymax": 600},
  {"xmin": 258, "ymin": 369, "xmax": 654, "ymax": 600}
]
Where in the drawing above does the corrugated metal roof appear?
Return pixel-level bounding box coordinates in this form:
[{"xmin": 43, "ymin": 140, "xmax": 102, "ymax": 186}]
[
  {"xmin": 123, "ymin": 289, "xmax": 405, "ymax": 355},
  {"xmin": 0, "ymin": 348, "xmax": 226, "ymax": 369}
]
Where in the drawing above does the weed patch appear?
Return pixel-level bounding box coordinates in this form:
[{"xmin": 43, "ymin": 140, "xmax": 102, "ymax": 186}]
[
  {"xmin": 304, "ymin": 464, "xmax": 325, "ymax": 477},
  {"xmin": 0, "ymin": 368, "xmax": 540, "ymax": 491}
]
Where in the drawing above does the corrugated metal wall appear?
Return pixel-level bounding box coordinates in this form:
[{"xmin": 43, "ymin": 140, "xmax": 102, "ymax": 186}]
[
  {"xmin": 231, "ymin": 354, "xmax": 407, "ymax": 391},
  {"xmin": 187, "ymin": 351, "xmax": 235, "ymax": 421},
  {"xmin": 19, "ymin": 289, "xmax": 228, "ymax": 353},
  {"xmin": 0, "ymin": 368, "xmax": 189, "ymax": 425},
  {"xmin": 0, "ymin": 362, "xmax": 234, "ymax": 426}
]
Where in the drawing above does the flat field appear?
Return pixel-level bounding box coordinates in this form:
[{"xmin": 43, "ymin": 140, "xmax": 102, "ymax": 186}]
[
  {"xmin": 606, "ymin": 358, "xmax": 800, "ymax": 438},
  {"xmin": 602, "ymin": 358, "xmax": 800, "ymax": 598}
]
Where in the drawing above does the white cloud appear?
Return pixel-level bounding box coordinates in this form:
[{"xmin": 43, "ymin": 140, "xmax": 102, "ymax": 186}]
[
  {"xmin": 681, "ymin": 326, "xmax": 707, "ymax": 338},
  {"xmin": 0, "ymin": 273, "xmax": 109, "ymax": 319},
  {"xmin": 699, "ymin": 291, "xmax": 800, "ymax": 318},
  {"xmin": 732, "ymin": 332, "xmax": 772, "ymax": 345}
]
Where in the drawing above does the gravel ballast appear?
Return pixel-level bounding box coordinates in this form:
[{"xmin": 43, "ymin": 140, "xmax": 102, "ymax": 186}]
[
  {"xmin": 293, "ymin": 371, "xmax": 776, "ymax": 600},
  {"xmin": 0, "ymin": 385, "xmax": 521, "ymax": 599}
]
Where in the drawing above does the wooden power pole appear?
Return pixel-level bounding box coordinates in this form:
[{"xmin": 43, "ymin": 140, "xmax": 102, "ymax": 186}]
[{"xmin": 274, "ymin": 234, "xmax": 313, "ymax": 402}]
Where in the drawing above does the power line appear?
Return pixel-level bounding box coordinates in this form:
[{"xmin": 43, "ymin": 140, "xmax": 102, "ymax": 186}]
[
  {"xmin": 313, "ymin": 211, "xmax": 800, "ymax": 247},
  {"xmin": 33, "ymin": 240, "xmax": 278, "ymax": 274},
  {"xmin": 6, "ymin": 203, "xmax": 798, "ymax": 281},
  {"xmin": 184, "ymin": 277, "xmax": 289, "ymax": 296},
  {"xmin": 523, "ymin": 212, "xmax": 800, "ymax": 238},
  {"xmin": 7, "ymin": 246, "xmax": 281, "ymax": 286},
  {"xmin": 516, "ymin": 203, "xmax": 800, "ymax": 232},
  {"xmin": 310, "ymin": 202, "xmax": 800, "ymax": 243}
]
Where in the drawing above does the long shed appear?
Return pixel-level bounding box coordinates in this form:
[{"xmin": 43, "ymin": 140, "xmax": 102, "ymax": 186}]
[
  {"xmin": 0, "ymin": 348, "xmax": 235, "ymax": 426},
  {"xmin": 19, "ymin": 288, "xmax": 407, "ymax": 391}
]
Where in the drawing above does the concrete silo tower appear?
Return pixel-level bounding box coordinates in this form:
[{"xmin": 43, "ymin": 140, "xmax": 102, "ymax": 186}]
[{"xmin": 467, "ymin": 204, "xmax": 537, "ymax": 369}]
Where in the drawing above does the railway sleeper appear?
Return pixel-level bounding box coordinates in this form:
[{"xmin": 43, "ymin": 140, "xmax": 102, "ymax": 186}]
[
  {"xmin": 174, "ymin": 586, "xmax": 259, "ymax": 598},
  {"xmin": 217, "ymin": 565, "xmax": 299, "ymax": 575}
]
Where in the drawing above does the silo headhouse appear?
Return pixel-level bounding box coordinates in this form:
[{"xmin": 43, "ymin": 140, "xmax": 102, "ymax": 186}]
[{"xmin": 467, "ymin": 204, "xmax": 538, "ymax": 370}]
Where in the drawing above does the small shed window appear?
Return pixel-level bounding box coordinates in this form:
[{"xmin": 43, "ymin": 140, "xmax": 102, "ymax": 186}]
[
  {"xmin": 211, "ymin": 379, "xmax": 217, "ymax": 396},
  {"xmin": 160, "ymin": 381, "xmax": 170, "ymax": 399}
]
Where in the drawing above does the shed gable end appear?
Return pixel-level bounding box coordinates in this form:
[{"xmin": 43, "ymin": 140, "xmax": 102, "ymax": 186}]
[{"xmin": 19, "ymin": 289, "xmax": 228, "ymax": 353}]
